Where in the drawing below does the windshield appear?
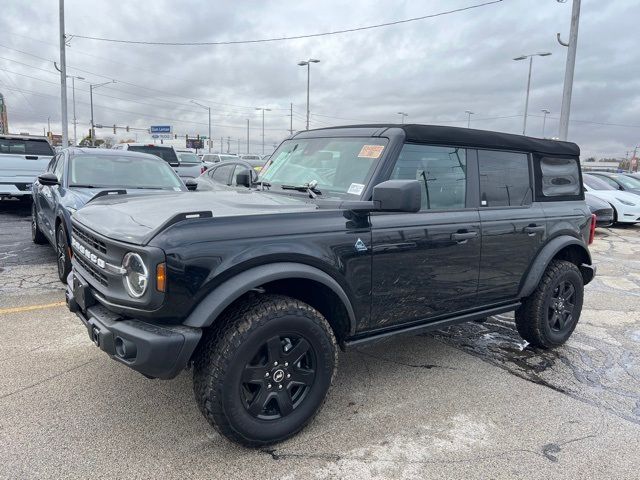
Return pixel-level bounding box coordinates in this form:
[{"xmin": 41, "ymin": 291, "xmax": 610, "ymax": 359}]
[
  {"xmin": 0, "ymin": 137, "xmax": 54, "ymax": 156},
  {"xmin": 614, "ymin": 174, "xmax": 640, "ymax": 189},
  {"xmin": 583, "ymin": 174, "xmax": 615, "ymax": 190},
  {"xmin": 126, "ymin": 145, "xmax": 179, "ymax": 165},
  {"xmin": 69, "ymin": 154, "xmax": 185, "ymax": 190},
  {"xmin": 259, "ymin": 137, "xmax": 387, "ymax": 198},
  {"xmin": 178, "ymin": 152, "xmax": 200, "ymax": 164}
]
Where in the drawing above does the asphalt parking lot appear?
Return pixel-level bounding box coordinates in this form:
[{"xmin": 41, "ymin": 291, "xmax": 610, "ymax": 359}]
[{"xmin": 1, "ymin": 198, "xmax": 639, "ymax": 479}]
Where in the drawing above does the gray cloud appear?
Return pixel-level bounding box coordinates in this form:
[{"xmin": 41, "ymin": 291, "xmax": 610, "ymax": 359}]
[{"xmin": 1, "ymin": 0, "xmax": 638, "ymax": 158}]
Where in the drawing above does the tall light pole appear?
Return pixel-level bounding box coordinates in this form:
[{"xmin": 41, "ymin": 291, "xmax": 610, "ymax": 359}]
[
  {"xmin": 513, "ymin": 52, "xmax": 551, "ymax": 135},
  {"xmin": 465, "ymin": 110, "xmax": 475, "ymax": 128},
  {"xmin": 58, "ymin": 0, "xmax": 69, "ymax": 147},
  {"xmin": 255, "ymin": 107, "xmax": 271, "ymax": 155},
  {"xmin": 297, "ymin": 59, "xmax": 320, "ymax": 130},
  {"xmin": 191, "ymin": 100, "xmax": 211, "ymax": 152},
  {"xmin": 89, "ymin": 80, "xmax": 115, "ymax": 146},
  {"xmin": 70, "ymin": 76, "xmax": 84, "ymax": 145},
  {"xmin": 541, "ymin": 109, "xmax": 550, "ymax": 138},
  {"xmin": 557, "ymin": 0, "xmax": 581, "ymax": 141},
  {"xmin": 397, "ymin": 112, "xmax": 408, "ymax": 124},
  {"xmin": 246, "ymin": 119, "xmax": 250, "ymax": 154}
]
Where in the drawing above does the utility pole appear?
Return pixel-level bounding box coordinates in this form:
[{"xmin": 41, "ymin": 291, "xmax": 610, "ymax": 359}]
[
  {"xmin": 220, "ymin": 136, "xmax": 223, "ymax": 153},
  {"xmin": 558, "ymin": 0, "xmax": 581, "ymax": 141},
  {"xmin": 58, "ymin": 0, "xmax": 69, "ymax": 147},
  {"xmin": 246, "ymin": 119, "xmax": 250, "ymax": 153},
  {"xmin": 465, "ymin": 111, "xmax": 474, "ymax": 128},
  {"xmin": 47, "ymin": 116, "xmax": 51, "ymax": 136},
  {"xmin": 255, "ymin": 108, "xmax": 271, "ymax": 155},
  {"xmin": 289, "ymin": 103, "xmax": 294, "ymax": 135},
  {"xmin": 397, "ymin": 112, "xmax": 408, "ymax": 124},
  {"xmin": 190, "ymin": 100, "xmax": 211, "ymax": 152},
  {"xmin": 237, "ymin": 138, "xmax": 240, "ymax": 154}
]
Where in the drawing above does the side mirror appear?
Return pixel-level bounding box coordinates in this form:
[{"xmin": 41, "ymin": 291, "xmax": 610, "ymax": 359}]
[
  {"xmin": 236, "ymin": 169, "xmax": 255, "ymax": 188},
  {"xmin": 38, "ymin": 172, "xmax": 59, "ymax": 186},
  {"xmin": 373, "ymin": 180, "xmax": 421, "ymax": 212},
  {"xmin": 185, "ymin": 179, "xmax": 198, "ymax": 191}
]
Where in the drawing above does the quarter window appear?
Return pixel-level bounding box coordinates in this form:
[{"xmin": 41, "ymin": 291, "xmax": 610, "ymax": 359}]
[
  {"xmin": 539, "ymin": 157, "xmax": 581, "ymax": 197},
  {"xmin": 390, "ymin": 144, "xmax": 467, "ymax": 210},
  {"xmin": 478, "ymin": 150, "xmax": 531, "ymax": 207}
]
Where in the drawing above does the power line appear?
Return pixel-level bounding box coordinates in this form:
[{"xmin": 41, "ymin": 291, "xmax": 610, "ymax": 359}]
[{"xmin": 69, "ymin": 1, "xmax": 504, "ymax": 46}]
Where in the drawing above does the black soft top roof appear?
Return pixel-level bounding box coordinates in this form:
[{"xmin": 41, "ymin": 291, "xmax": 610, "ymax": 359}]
[{"xmin": 301, "ymin": 124, "xmax": 580, "ymax": 157}]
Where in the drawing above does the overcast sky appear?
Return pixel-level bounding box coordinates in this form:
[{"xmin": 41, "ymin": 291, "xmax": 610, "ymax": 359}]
[{"xmin": 1, "ymin": 0, "xmax": 639, "ymax": 158}]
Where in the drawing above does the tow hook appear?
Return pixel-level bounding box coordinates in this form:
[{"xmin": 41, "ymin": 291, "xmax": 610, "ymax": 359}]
[{"xmin": 91, "ymin": 326, "xmax": 101, "ymax": 347}]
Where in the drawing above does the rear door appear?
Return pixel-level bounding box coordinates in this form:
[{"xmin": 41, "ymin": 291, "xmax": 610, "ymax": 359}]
[
  {"xmin": 369, "ymin": 144, "xmax": 481, "ymax": 330},
  {"xmin": 477, "ymin": 149, "xmax": 546, "ymax": 303}
]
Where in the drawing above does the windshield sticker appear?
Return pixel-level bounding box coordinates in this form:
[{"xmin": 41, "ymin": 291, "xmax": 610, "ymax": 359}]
[
  {"xmin": 358, "ymin": 145, "xmax": 385, "ymax": 159},
  {"xmin": 347, "ymin": 183, "xmax": 365, "ymax": 195}
]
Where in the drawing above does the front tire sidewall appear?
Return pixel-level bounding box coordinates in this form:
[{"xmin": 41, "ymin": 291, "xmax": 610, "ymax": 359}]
[
  {"xmin": 540, "ymin": 268, "xmax": 583, "ymax": 346},
  {"xmin": 221, "ymin": 315, "xmax": 335, "ymax": 444},
  {"xmin": 56, "ymin": 225, "xmax": 71, "ymax": 282}
]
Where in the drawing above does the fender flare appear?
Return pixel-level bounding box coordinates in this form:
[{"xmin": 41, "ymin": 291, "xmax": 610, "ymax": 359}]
[
  {"xmin": 182, "ymin": 262, "xmax": 357, "ymax": 333},
  {"xmin": 518, "ymin": 235, "xmax": 592, "ymax": 299}
]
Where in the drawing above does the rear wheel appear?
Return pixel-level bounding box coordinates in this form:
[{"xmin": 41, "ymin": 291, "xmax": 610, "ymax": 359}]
[
  {"xmin": 56, "ymin": 225, "xmax": 71, "ymax": 283},
  {"xmin": 31, "ymin": 203, "xmax": 47, "ymax": 245},
  {"xmin": 193, "ymin": 294, "xmax": 337, "ymax": 447},
  {"xmin": 515, "ymin": 259, "xmax": 584, "ymax": 348}
]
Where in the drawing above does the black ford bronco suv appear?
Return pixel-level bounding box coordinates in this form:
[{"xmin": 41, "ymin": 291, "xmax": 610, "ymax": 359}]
[{"xmin": 65, "ymin": 125, "xmax": 595, "ymax": 446}]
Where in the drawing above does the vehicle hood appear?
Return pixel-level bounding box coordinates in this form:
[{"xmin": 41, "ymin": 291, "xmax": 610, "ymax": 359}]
[
  {"xmin": 585, "ymin": 188, "xmax": 640, "ymax": 209},
  {"xmin": 67, "ymin": 187, "xmax": 183, "ymax": 210},
  {"xmin": 72, "ymin": 189, "xmax": 318, "ymax": 244}
]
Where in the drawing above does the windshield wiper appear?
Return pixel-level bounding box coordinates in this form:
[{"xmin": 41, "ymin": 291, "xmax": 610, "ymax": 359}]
[{"xmin": 281, "ymin": 180, "xmax": 322, "ymax": 198}]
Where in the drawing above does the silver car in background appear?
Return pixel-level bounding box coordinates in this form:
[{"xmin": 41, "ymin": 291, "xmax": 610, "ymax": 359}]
[
  {"xmin": 0, "ymin": 134, "xmax": 55, "ymax": 201},
  {"xmin": 112, "ymin": 143, "xmax": 202, "ymax": 180}
]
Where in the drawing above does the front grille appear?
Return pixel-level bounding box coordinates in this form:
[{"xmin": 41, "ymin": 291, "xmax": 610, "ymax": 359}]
[
  {"xmin": 15, "ymin": 183, "xmax": 31, "ymax": 191},
  {"xmin": 75, "ymin": 253, "xmax": 108, "ymax": 286},
  {"xmin": 72, "ymin": 225, "xmax": 107, "ymax": 254}
]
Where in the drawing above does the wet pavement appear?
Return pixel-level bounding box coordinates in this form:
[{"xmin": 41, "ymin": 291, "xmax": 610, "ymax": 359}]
[{"xmin": 1, "ymin": 200, "xmax": 639, "ymax": 479}]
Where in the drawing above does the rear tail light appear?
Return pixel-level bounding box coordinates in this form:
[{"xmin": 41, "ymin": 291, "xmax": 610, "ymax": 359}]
[
  {"xmin": 200, "ymin": 166, "xmax": 206, "ymax": 174},
  {"xmin": 588, "ymin": 214, "xmax": 596, "ymax": 245}
]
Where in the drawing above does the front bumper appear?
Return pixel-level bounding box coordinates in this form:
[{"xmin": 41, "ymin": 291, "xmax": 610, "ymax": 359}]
[{"xmin": 66, "ymin": 272, "xmax": 201, "ymax": 379}]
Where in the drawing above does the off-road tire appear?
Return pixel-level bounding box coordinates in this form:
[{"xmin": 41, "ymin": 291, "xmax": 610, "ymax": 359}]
[
  {"xmin": 193, "ymin": 293, "xmax": 338, "ymax": 447},
  {"xmin": 515, "ymin": 259, "xmax": 584, "ymax": 349},
  {"xmin": 31, "ymin": 203, "xmax": 47, "ymax": 245},
  {"xmin": 56, "ymin": 225, "xmax": 71, "ymax": 283}
]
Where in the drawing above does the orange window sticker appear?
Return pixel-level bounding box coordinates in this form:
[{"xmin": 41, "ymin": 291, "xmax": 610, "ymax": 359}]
[{"xmin": 358, "ymin": 145, "xmax": 385, "ymax": 159}]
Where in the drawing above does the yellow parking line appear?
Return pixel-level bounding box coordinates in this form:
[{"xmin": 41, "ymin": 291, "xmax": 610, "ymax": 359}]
[{"xmin": 0, "ymin": 301, "xmax": 66, "ymax": 315}]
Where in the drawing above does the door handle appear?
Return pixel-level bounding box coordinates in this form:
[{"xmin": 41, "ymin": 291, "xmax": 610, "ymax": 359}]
[
  {"xmin": 523, "ymin": 225, "xmax": 545, "ymax": 235},
  {"xmin": 451, "ymin": 231, "xmax": 478, "ymax": 243}
]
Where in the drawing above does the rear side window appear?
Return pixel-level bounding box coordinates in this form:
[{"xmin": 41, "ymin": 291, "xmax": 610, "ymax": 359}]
[
  {"xmin": 126, "ymin": 146, "xmax": 179, "ymax": 165},
  {"xmin": 391, "ymin": 144, "xmax": 467, "ymax": 211},
  {"xmin": 0, "ymin": 138, "xmax": 54, "ymax": 156},
  {"xmin": 539, "ymin": 157, "xmax": 581, "ymax": 197},
  {"xmin": 478, "ymin": 150, "xmax": 531, "ymax": 207}
]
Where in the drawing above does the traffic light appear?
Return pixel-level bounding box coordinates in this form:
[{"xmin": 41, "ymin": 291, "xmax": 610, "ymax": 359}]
[
  {"xmin": 197, "ymin": 134, "xmax": 200, "ymax": 140},
  {"xmin": 126, "ymin": 125, "xmax": 130, "ymax": 132},
  {"xmin": 88, "ymin": 129, "xmax": 92, "ymax": 139},
  {"xmin": 113, "ymin": 125, "xmax": 116, "ymax": 134},
  {"xmin": 174, "ymin": 134, "xmax": 177, "ymax": 139},
  {"xmin": 186, "ymin": 134, "xmax": 189, "ymax": 140}
]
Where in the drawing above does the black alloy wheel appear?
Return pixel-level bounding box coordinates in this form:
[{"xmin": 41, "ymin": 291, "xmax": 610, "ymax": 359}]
[
  {"xmin": 547, "ymin": 280, "xmax": 576, "ymax": 333},
  {"xmin": 56, "ymin": 226, "xmax": 71, "ymax": 283},
  {"xmin": 241, "ymin": 334, "xmax": 316, "ymax": 420}
]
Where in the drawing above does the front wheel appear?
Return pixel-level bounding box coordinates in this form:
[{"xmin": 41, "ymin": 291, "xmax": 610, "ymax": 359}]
[
  {"xmin": 56, "ymin": 225, "xmax": 71, "ymax": 283},
  {"xmin": 193, "ymin": 294, "xmax": 337, "ymax": 447},
  {"xmin": 515, "ymin": 259, "xmax": 584, "ymax": 349}
]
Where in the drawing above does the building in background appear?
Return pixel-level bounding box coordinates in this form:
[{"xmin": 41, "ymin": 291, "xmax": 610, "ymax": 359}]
[{"xmin": 0, "ymin": 93, "xmax": 8, "ymax": 134}]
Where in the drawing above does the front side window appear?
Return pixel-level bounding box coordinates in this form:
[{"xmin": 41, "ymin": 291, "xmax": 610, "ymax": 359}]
[
  {"xmin": 592, "ymin": 175, "xmax": 621, "ymax": 190},
  {"xmin": 260, "ymin": 137, "xmax": 387, "ymax": 199},
  {"xmin": 583, "ymin": 174, "xmax": 615, "ymax": 190},
  {"xmin": 614, "ymin": 175, "xmax": 640, "ymax": 189},
  {"xmin": 390, "ymin": 144, "xmax": 467, "ymax": 210},
  {"xmin": 68, "ymin": 154, "xmax": 184, "ymax": 190},
  {"xmin": 479, "ymin": 150, "xmax": 531, "ymax": 207}
]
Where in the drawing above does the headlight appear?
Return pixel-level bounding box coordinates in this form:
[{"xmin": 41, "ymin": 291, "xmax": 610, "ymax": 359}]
[
  {"xmin": 616, "ymin": 197, "xmax": 636, "ymax": 206},
  {"xmin": 122, "ymin": 252, "xmax": 148, "ymax": 298}
]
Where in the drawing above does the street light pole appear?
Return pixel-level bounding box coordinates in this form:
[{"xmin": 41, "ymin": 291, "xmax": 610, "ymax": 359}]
[
  {"xmin": 465, "ymin": 110, "xmax": 475, "ymax": 128},
  {"xmin": 58, "ymin": 0, "xmax": 69, "ymax": 147},
  {"xmin": 89, "ymin": 80, "xmax": 116, "ymax": 146},
  {"xmin": 191, "ymin": 100, "xmax": 211, "ymax": 152},
  {"xmin": 70, "ymin": 76, "xmax": 84, "ymax": 146},
  {"xmin": 557, "ymin": 0, "xmax": 581, "ymax": 141},
  {"xmin": 246, "ymin": 119, "xmax": 249, "ymax": 154},
  {"xmin": 513, "ymin": 52, "xmax": 551, "ymax": 135},
  {"xmin": 541, "ymin": 109, "xmax": 550, "ymax": 138},
  {"xmin": 255, "ymin": 108, "xmax": 271, "ymax": 155},
  {"xmin": 298, "ymin": 59, "xmax": 320, "ymax": 130},
  {"xmin": 397, "ymin": 112, "xmax": 408, "ymax": 124}
]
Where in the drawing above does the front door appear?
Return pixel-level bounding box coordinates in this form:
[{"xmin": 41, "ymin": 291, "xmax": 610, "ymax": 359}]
[{"xmin": 369, "ymin": 144, "xmax": 481, "ymax": 331}]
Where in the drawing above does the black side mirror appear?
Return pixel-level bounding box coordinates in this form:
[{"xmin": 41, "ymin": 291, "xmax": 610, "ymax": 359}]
[
  {"xmin": 236, "ymin": 169, "xmax": 253, "ymax": 188},
  {"xmin": 373, "ymin": 180, "xmax": 421, "ymax": 212},
  {"xmin": 38, "ymin": 172, "xmax": 59, "ymax": 186},
  {"xmin": 185, "ymin": 179, "xmax": 198, "ymax": 191}
]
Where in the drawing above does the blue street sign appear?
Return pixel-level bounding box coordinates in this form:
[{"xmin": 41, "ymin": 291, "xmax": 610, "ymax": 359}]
[{"xmin": 150, "ymin": 125, "xmax": 172, "ymax": 134}]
